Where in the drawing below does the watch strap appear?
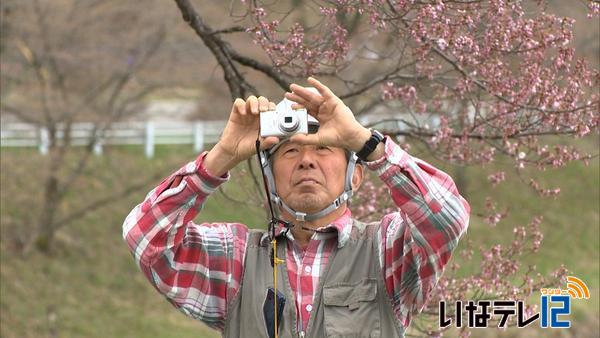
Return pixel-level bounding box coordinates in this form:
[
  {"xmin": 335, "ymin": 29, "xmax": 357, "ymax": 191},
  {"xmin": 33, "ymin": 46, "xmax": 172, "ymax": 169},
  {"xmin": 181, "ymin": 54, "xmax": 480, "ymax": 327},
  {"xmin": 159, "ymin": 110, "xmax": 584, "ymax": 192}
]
[{"xmin": 356, "ymin": 129, "xmax": 384, "ymax": 161}]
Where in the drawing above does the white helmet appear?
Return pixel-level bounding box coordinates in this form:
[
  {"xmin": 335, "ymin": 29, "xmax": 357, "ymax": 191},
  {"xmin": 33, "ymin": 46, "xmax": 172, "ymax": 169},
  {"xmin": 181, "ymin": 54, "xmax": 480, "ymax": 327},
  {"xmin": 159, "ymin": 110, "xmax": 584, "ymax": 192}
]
[{"xmin": 258, "ymin": 114, "xmax": 358, "ymax": 222}]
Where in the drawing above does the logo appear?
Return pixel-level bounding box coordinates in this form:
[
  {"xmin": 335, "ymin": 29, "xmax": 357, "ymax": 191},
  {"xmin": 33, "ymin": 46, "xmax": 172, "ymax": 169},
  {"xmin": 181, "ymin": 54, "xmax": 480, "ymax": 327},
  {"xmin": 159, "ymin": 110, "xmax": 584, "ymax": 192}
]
[
  {"xmin": 439, "ymin": 276, "xmax": 590, "ymax": 329},
  {"xmin": 565, "ymin": 276, "xmax": 590, "ymax": 299},
  {"xmin": 539, "ymin": 276, "xmax": 590, "ymax": 328}
]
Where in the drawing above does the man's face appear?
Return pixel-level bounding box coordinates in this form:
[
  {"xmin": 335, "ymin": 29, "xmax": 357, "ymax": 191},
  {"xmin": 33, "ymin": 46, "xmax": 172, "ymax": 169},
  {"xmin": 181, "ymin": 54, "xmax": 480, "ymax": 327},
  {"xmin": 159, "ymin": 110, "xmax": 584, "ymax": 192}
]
[{"xmin": 272, "ymin": 142, "xmax": 350, "ymax": 214}]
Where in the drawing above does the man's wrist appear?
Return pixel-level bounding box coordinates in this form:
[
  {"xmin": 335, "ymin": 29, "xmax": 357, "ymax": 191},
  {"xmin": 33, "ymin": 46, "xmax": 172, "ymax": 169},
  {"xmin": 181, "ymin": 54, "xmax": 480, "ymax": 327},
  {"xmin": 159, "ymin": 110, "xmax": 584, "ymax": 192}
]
[
  {"xmin": 349, "ymin": 127, "xmax": 373, "ymax": 153},
  {"xmin": 204, "ymin": 143, "xmax": 239, "ymax": 177},
  {"xmin": 352, "ymin": 128, "xmax": 386, "ymax": 162},
  {"xmin": 364, "ymin": 140, "xmax": 385, "ymax": 162}
]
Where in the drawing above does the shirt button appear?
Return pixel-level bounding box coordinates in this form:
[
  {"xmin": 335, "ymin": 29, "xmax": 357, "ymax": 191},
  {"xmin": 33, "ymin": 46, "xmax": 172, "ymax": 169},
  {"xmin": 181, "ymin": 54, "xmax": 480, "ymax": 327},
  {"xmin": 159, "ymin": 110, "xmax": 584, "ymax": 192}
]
[
  {"xmin": 304, "ymin": 265, "xmax": 312, "ymax": 274},
  {"xmin": 306, "ymin": 304, "xmax": 313, "ymax": 312}
]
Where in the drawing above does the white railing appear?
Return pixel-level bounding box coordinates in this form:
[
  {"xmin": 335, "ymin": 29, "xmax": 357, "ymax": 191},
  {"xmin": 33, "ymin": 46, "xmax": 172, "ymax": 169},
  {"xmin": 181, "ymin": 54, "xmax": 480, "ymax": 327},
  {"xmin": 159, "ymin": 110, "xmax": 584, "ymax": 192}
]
[
  {"xmin": 1, "ymin": 115, "xmax": 420, "ymax": 158},
  {"xmin": 0, "ymin": 121, "xmax": 226, "ymax": 158}
]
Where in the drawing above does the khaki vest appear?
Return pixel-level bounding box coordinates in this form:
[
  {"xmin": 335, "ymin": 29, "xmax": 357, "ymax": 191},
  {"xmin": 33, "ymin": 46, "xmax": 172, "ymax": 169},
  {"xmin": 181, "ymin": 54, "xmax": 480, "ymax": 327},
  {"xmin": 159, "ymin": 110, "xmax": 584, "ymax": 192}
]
[{"xmin": 223, "ymin": 220, "xmax": 405, "ymax": 338}]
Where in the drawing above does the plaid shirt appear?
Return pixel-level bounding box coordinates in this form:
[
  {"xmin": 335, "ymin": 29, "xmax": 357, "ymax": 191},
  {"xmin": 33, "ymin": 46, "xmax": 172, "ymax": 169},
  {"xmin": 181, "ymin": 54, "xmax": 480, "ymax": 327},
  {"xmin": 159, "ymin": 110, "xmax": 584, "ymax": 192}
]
[{"xmin": 123, "ymin": 137, "xmax": 470, "ymax": 334}]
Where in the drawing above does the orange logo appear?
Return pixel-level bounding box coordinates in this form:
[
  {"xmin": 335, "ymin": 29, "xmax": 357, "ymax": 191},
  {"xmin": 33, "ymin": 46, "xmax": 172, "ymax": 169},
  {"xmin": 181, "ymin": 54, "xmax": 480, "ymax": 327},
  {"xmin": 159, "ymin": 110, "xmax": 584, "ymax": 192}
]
[
  {"xmin": 564, "ymin": 276, "xmax": 590, "ymax": 299},
  {"xmin": 540, "ymin": 275, "xmax": 590, "ymax": 300}
]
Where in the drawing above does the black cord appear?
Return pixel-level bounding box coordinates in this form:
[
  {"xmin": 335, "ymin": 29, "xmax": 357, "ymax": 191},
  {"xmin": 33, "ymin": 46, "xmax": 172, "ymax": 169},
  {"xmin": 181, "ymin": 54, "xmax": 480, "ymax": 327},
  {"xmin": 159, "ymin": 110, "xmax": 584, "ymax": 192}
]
[{"xmin": 255, "ymin": 138, "xmax": 295, "ymax": 265}]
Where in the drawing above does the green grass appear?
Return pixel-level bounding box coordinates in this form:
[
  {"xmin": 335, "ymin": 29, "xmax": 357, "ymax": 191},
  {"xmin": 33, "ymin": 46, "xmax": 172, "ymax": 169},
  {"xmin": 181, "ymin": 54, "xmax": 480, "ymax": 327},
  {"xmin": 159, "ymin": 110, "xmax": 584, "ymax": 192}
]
[{"xmin": 1, "ymin": 136, "xmax": 598, "ymax": 338}]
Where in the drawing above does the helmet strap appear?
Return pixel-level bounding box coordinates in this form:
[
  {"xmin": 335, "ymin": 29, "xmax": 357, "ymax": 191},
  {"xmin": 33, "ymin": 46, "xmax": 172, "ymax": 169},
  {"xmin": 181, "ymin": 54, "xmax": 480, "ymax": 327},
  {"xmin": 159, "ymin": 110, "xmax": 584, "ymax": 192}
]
[{"xmin": 271, "ymin": 190, "xmax": 353, "ymax": 222}]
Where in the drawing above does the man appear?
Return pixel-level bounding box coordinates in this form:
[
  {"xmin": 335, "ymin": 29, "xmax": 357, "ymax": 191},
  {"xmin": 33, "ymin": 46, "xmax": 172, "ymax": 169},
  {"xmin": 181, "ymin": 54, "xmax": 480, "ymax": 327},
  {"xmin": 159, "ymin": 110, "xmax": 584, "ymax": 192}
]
[{"xmin": 123, "ymin": 77, "xmax": 470, "ymax": 337}]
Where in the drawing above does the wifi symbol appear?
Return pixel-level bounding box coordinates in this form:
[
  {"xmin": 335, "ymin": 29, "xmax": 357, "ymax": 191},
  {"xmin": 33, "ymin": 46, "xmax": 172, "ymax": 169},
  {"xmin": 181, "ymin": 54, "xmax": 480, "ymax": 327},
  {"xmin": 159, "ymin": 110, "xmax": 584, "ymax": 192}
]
[{"xmin": 565, "ymin": 276, "xmax": 590, "ymax": 299}]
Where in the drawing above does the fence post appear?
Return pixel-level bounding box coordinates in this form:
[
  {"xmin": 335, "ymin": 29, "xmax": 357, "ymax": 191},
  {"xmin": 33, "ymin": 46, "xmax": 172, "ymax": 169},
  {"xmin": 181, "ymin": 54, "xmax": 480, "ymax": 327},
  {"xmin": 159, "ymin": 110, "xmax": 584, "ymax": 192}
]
[
  {"xmin": 194, "ymin": 122, "xmax": 204, "ymax": 153},
  {"xmin": 93, "ymin": 139, "xmax": 103, "ymax": 156},
  {"xmin": 145, "ymin": 121, "xmax": 154, "ymax": 158},
  {"xmin": 92, "ymin": 128, "xmax": 103, "ymax": 156},
  {"xmin": 39, "ymin": 127, "xmax": 49, "ymax": 155}
]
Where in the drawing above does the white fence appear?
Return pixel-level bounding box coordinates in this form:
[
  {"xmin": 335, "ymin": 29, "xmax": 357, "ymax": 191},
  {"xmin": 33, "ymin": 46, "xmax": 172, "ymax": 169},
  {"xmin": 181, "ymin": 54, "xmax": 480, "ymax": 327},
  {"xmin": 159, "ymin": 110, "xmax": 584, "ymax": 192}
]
[
  {"xmin": 1, "ymin": 116, "xmax": 418, "ymax": 158},
  {"xmin": 0, "ymin": 121, "xmax": 227, "ymax": 158}
]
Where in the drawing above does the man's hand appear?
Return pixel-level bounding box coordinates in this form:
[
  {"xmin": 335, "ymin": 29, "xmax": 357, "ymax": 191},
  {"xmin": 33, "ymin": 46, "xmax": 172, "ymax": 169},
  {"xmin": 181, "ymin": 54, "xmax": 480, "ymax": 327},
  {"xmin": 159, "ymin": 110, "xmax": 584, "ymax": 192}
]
[
  {"xmin": 284, "ymin": 77, "xmax": 372, "ymax": 153},
  {"xmin": 204, "ymin": 96, "xmax": 279, "ymax": 177}
]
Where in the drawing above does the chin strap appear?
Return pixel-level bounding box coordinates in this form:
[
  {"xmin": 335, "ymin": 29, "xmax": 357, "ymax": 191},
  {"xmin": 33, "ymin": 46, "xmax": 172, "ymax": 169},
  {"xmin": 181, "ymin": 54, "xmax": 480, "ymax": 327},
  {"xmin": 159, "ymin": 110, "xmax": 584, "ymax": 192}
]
[{"xmin": 270, "ymin": 190, "xmax": 353, "ymax": 222}]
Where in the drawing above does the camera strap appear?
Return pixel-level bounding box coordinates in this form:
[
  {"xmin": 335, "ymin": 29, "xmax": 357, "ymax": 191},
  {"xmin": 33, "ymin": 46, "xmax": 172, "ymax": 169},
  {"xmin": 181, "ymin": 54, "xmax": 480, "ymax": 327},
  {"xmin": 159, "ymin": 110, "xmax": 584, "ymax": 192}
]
[
  {"xmin": 255, "ymin": 139, "xmax": 295, "ymax": 240},
  {"xmin": 255, "ymin": 138, "xmax": 293, "ymax": 338}
]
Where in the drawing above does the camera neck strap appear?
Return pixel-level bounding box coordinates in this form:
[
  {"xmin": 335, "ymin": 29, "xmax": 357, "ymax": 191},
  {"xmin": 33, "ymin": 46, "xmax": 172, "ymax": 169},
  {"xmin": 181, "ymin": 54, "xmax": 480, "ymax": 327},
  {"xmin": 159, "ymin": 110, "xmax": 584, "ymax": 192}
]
[
  {"xmin": 255, "ymin": 139, "xmax": 294, "ymax": 241},
  {"xmin": 255, "ymin": 138, "xmax": 292, "ymax": 338}
]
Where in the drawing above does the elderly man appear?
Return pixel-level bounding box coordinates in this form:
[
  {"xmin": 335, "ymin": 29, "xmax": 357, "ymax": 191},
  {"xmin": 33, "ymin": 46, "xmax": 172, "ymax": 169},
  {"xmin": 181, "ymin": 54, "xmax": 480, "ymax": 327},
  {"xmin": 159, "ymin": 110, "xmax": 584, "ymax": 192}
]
[{"xmin": 122, "ymin": 77, "xmax": 470, "ymax": 338}]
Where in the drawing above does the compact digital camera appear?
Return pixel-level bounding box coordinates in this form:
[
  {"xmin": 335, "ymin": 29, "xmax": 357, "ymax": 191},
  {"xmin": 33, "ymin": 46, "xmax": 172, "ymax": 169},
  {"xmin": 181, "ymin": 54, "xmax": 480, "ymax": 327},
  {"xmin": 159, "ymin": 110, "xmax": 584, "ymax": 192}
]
[{"xmin": 259, "ymin": 98, "xmax": 308, "ymax": 138}]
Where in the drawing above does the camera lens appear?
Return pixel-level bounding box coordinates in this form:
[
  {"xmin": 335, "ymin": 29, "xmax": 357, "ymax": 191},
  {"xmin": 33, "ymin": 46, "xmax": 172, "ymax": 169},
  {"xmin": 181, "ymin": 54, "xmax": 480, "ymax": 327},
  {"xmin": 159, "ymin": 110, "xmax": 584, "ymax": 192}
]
[{"xmin": 279, "ymin": 113, "xmax": 299, "ymax": 132}]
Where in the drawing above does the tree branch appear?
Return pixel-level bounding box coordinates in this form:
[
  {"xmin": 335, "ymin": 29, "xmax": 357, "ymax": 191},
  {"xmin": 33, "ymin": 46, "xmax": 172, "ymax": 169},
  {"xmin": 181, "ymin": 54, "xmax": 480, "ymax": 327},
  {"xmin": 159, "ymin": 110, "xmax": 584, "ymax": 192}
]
[
  {"xmin": 50, "ymin": 174, "xmax": 165, "ymax": 231},
  {"xmin": 211, "ymin": 25, "xmax": 246, "ymax": 35},
  {"xmin": 229, "ymin": 50, "xmax": 292, "ymax": 91},
  {"xmin": 174, "ymin": 0, "xmax": 256, "ymax": 99},
  {"xmin": 1, "ymin": 104, "xmax": 40, "ymax": 125},
  {"xmin": 375, "ymin": 118, "xmax": 587, "ymax": 140}
]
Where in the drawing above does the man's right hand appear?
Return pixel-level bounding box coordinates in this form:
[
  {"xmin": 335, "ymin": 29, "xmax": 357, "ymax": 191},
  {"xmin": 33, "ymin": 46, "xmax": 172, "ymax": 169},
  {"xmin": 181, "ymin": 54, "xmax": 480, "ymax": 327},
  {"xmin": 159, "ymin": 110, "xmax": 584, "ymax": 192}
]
[{"xmin": 204, "ymin": 96, "xmax": 280, "ymax": 177}]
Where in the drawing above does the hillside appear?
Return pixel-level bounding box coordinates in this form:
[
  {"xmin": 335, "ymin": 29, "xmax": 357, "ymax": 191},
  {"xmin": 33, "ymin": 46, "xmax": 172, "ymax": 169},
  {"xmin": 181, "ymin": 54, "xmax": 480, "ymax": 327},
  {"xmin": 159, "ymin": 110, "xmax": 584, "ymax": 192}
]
[{"xmin": 1, "ymin": 135, "xmax": 598, "ymax": 337}]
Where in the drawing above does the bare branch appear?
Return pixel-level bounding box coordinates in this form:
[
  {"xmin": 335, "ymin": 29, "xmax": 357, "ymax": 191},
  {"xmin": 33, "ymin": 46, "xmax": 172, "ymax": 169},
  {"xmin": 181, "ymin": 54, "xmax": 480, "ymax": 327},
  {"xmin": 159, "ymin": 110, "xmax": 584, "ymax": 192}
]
[
  {"xmin": 229, "ymin": 50, "xmax": 292, "ymax": 91},
  {"xmin": 211, "ymin": 25, "xmax": 246, "ymax": 35},
  {"xmin": 14, "ymin": 38, "xmax": 53, "ymax": 125},
  {"xmin": 50, "ymin": 174, "xmax": 165, "ymax": 231},
  {"xmin": 1, "ymin": 104, "xmax": 41, "ymax": 125},
  {"xmin": 106, "ymin": 28, "xmax": 166, "ymax": 115},
  {"xmin": 174, "ymin": 0, "xmax": 256, "ymax": 99},
  {"xmin": 33, "ymin": 0, "xmax": 70, "ymax": 115},
  {"xmin": 59, "ymin": 83, "xmax": 163, "ymax": 199}
]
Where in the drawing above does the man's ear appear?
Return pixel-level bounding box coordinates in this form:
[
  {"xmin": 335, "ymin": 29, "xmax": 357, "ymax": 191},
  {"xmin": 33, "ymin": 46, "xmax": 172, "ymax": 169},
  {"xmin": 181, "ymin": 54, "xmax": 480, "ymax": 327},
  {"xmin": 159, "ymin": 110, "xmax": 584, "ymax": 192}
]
[{"xmin": 351, "ymin": 163, "xmax": 364, "ymax": 191}]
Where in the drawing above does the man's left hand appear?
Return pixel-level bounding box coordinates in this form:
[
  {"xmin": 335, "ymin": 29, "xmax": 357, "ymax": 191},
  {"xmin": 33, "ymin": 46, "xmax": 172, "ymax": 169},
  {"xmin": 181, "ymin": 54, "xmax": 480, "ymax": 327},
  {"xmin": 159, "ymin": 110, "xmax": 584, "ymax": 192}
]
[{"xmin": 284, "ymin": 77, "xmax": 371, "ymax": 153}]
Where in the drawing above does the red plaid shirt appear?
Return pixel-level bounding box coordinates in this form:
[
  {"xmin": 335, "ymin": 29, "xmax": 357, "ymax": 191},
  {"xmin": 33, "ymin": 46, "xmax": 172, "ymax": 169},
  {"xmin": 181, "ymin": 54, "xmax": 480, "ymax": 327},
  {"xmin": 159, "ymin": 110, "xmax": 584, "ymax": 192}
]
[{"xmin": 123, "ymin": 137, "xmax": 470, "ymax": 334}]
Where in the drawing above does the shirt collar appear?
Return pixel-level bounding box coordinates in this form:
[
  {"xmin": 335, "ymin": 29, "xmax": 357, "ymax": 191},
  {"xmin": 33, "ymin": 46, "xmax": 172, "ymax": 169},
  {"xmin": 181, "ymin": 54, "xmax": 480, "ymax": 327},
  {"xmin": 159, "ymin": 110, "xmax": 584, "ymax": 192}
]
[{"xmin": 261, "ymin": 208, "xmax": 353, "ymax": 248}]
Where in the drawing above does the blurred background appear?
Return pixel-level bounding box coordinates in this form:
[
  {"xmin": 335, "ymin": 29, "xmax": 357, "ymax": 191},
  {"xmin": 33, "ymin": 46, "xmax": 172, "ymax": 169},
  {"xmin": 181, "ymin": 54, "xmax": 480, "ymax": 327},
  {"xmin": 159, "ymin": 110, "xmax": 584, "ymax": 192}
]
[{"xmin": 0, "ymin": 1, "xmax": 598, "ymax": 337}]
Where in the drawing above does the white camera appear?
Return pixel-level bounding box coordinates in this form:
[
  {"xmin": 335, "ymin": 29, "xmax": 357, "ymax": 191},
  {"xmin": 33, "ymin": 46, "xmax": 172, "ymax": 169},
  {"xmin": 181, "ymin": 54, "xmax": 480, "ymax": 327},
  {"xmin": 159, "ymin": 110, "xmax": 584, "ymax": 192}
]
[{"xmin": 260, "ymin": 98, "xmax": 309, "ymax": 138}]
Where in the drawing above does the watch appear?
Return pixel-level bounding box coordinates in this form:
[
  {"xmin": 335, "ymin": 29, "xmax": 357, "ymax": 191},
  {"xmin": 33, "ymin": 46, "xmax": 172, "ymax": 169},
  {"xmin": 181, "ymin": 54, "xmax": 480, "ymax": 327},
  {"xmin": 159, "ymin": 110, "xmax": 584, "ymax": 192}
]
[{"xmin": 356, "ymin": 129, "xmax": 384, "ymax": 161}]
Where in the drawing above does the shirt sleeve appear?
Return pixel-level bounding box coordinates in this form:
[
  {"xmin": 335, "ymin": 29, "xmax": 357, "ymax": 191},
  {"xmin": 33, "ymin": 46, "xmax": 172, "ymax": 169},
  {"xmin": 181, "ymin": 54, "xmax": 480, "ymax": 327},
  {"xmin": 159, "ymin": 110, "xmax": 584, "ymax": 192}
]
[
  {"xmin": 122, "ymin": 151, "xmax": 249, "ymax": 332},
  {"xmin": 365, "ymin": 137, "xmax": 471, "ymax": 328}
]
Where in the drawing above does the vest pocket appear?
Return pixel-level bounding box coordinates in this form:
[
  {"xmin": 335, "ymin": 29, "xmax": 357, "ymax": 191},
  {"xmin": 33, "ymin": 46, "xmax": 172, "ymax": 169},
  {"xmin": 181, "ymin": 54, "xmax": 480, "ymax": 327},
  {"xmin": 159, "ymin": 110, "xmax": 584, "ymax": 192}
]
[{"xmin": 322, "ymin": 278, "xmax": 381, "ymax": 338}]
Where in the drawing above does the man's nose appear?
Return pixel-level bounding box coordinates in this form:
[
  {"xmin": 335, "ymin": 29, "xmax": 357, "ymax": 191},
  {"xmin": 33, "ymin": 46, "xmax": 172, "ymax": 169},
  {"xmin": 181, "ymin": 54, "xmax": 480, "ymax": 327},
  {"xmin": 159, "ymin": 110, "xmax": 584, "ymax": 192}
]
[{"xmin": 297, "ymin": 149, "xmax": 317, "ymax": 170}]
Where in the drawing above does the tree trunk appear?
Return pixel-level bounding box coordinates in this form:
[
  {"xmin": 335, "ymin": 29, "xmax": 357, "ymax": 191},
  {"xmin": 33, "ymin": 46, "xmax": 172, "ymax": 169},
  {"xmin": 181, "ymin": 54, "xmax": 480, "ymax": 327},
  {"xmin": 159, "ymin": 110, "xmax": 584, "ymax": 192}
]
[
  {"xmin": 29, "ymin": 138, "xmax": 63, "ymax": 254},
  {"xmin": 34, "ymin": 172, "xmax": 60, "ymax": 253}
]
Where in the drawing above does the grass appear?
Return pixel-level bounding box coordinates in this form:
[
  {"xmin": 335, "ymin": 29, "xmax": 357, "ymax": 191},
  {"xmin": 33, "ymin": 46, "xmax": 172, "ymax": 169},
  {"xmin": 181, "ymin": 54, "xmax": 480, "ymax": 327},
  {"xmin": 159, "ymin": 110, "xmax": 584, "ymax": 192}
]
[{"xmin": 0, "ymin": 135, "xmax": 598, "ymax": 338}]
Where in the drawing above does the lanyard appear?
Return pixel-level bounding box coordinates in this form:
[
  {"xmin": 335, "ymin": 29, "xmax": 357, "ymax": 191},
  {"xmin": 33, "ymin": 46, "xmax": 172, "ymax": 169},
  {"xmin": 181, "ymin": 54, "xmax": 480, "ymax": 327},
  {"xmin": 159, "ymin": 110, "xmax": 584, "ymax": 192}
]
[{"xmin": 255, "ymin": 139, "xmax": 293, "ymax": 338}]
